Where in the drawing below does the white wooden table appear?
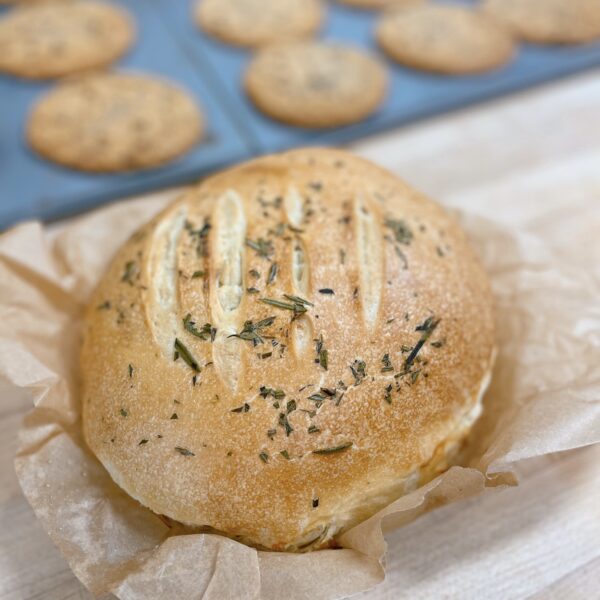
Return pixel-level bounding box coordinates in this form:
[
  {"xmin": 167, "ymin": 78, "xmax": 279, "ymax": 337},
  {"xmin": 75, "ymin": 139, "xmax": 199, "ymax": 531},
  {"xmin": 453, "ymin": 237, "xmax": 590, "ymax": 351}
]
[{"xmin": 1, "ymin": 71, "xmax": 600, "ymax": 599}]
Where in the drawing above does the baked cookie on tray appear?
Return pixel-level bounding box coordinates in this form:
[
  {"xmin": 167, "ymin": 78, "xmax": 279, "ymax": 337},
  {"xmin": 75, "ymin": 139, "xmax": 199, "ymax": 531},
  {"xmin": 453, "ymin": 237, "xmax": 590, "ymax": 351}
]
[
  {"xmin": 245, "ymin": 41, "xmax": 388, "ymax": 128},
  {"xmin": 336, "ymin": 0, "xmax": 423, "ymax": 10},
  {"xmin": 482, "ymin": 0, "xmax": 600, "ymax": 45},
  {"xmin": 377, "ymin": 4, "xmax": 516, "ymax": 75},
  {"xmin": 27, "ymin": 72, "xmax": 204, "ymax": 172},
  {"xmin": 195, "ymin": 0, "xmax": 324, "ymax": 48},
  {"xmin": 0, "ymin": 1, "xmax": 134, "ymax": 79}
]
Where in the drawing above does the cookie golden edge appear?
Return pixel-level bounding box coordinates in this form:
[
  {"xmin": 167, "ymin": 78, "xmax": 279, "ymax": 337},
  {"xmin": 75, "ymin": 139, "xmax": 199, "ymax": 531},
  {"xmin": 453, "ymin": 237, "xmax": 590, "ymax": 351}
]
[
  {"xmin": 376, "ymin": 6, "xmax": 516, "ymax": 75},
  {"xmin": 81, "ymin": 148, "xmax": 496, "ymax": 551},
  {"xmin": 481, "ymin": 0, "xmax": 600, "ymax": 45},
  {"xmin": 244, "ymin": 44, "xmax": 389, "ymax": 128},
  {"xmin": 336, "ymin": 0, "xmax": 423, "ymax": 9},
  {"xmin": 25, "ymin": 72, "xmax": 204, "ymax": 173},
  {"xmin": 194, "ymin": 0, "xmax": 324, "ymax": 48},
  {"xmin": 0, "ymin": 2, "xmax": 136, "ymax": 80}
]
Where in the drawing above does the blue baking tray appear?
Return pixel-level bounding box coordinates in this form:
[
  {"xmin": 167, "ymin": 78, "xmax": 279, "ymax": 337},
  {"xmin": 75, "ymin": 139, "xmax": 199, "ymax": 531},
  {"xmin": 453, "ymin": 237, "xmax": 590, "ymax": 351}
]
[
  {"xmin": 160, "ymin": 0, "xmax": 600, "ymax": 152},
  {"xmin": 0, "ymin": 0, "xmax": 251, "ymax": 228},
  {"xmin": 1, "ymin": 0, "xmax": 600, "ymax": 229}
]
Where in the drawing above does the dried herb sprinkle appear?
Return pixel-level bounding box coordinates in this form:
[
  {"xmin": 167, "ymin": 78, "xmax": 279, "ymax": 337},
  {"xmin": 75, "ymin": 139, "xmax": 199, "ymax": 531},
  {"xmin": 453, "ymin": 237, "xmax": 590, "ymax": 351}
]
[
  {"xmin": 404, "ymin": 317, "xmax": 440, "ymax": 369},
  {"xmin": 315, "ymin": 335, "xmax": 328, "ymax": 370},
  {"xmin": 384, "ymin": 384, "xmax": 393, "ymax": 404},
  {"xmin": 313, "ymin": 442, "xmax": 353, "ymax": 455},
  {"xmin": 279, "ymin": 412, "xmax": 293, "ymax": 436},
  {"xmin": 121, "ymin": 261, "xmax": 137, "ymax": 285},
  {"xmin": 246, "ymin": 238, "xmax": 273, "ymax": 259},
  {"xmin": 267, "ymin": 263, "xmax": 278, "ymax": 285},
  {"xmin": 384, "ymin": 218, "xmax": 413, "ymax": 245},
  {"xmin": 261, "ymin": 297, "xmax": 308, "ymax": 315},
  {"xmin": 349, "ymin": 360, "xmax": 367, "ymax": 385},
  {"xmin": 381, "ymin": 354, "xmax": 393, "ymax": 373},
  {"xmin": 260, "ymin": 386, "xmax": 285, "ymax": 400},
  {"xmin": 183, "ymin": 314, "xmax": 216, "ymax": 341},
  {"xmin": 174, "ymin": 338, "xmax": 200, "ymax": 372},
  {"xmin": 229, "ymin": 317, "xmax": 276, "ymax": 346},
  {"xmin": 175, "ymin": 446, "xmax": 195, "ymax": 457}
]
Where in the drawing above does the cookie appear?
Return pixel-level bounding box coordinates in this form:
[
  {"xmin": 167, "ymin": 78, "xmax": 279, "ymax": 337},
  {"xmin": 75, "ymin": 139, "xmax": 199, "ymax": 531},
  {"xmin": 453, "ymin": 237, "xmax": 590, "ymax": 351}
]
[
  {"xmin": 195, "ymin": 0, "xmax": 323, "ymax": 48},
  {"xmin": 335, "ymin": 0, "xmax": 423, "ymax": 10},
  {"xmin": 376, "ymin": 4, "xmax": 516, "ymax": 75},
  {"xmin": 244, "ymin": 41, "xmax": 388, "ymax": 128},
  {"xmin": 0, "ymin": 0, "xmax": 55, "ymax": 4},
  {"xmin": 0, "ymin": 1, "xmax": 134, "ymax": 79},
  {"xmin": 27, "ymin": 72, "xmax": 204, "ymax": 172},
  {"xmin": 483, "ymin": 0, "xmax": 600, "ymax": 45}
]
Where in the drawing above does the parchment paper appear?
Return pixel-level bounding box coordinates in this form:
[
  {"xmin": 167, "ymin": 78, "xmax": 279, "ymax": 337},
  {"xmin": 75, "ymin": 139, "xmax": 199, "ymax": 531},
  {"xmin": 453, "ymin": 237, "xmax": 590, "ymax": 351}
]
[{"xmin": 1, "ymin": 193, "xmax": 599, "ymax": 600}]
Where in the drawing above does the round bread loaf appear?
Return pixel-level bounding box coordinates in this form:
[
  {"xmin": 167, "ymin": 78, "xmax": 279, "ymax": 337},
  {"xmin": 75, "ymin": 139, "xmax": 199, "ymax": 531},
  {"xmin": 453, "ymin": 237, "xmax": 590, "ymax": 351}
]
[{"xmin": 82, "ymin": 149, "xmax": 495, "ymax": 551}]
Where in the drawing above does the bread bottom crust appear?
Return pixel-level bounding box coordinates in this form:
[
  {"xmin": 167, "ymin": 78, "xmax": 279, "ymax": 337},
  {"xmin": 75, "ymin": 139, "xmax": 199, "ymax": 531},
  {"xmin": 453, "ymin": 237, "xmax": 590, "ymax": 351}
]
[
  {"xmin": 288, "ymin": 372, "xmax": 488, "ymax": 552},
  {"xmin": 100, "ymin": 362, "xmax": 492, "ymax": 553},
  {"xmin": 183, "ymin": 362, "xmax": 492, "ymax": 553}
]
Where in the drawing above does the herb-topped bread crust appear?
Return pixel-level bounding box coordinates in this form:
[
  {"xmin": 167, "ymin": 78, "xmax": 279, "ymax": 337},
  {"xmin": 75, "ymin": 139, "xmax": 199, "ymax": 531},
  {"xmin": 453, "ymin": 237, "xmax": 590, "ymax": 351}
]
[{"xmin": 81, "ymin": 148, "xmax": 495, "ymax": 551}]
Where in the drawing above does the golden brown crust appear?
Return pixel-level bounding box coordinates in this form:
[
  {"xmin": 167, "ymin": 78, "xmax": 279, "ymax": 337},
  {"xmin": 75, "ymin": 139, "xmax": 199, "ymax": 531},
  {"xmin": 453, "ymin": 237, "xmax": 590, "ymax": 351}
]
[
  {"xmin": 81, "ymin": 149, "xmax": 495, "ymax": 551},
  {"xmin": 377, "ymin": 4, "xmax": 516, "ymax": 75}
]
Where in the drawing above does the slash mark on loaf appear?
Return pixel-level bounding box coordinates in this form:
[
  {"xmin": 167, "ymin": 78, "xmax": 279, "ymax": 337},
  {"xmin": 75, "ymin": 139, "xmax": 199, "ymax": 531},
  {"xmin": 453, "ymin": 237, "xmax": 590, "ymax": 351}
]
[
  {"xmin": 211, "ymin": 190, "xmax": 247, "ymax": 391},
  {"xmin": 146, "ymin": 207, "xmax": 187, "ymax": 356},
  {"xmin": 285, "ymin": 186, "xmax": 313, "ymax": 355},
  {"xmin": 354, "ymin": 196, "xmax": 383, "ymax": 329}
]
